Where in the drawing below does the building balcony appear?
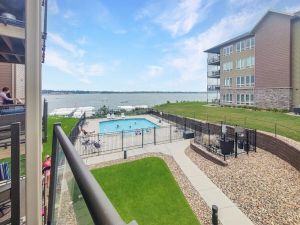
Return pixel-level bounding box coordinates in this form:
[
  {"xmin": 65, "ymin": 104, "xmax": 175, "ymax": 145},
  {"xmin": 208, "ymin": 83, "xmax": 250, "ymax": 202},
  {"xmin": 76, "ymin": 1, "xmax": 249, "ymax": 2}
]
[
  {"xmin": 207, "ymin": 85, "xmax": 220, "ymax": 92},
  {"xmin": 207, "ymin": 54, "xmax": 220, "ymax": 65},
  {"xmin": 207, "ymin": 70, "xmax": 220, "ymax": 78}
]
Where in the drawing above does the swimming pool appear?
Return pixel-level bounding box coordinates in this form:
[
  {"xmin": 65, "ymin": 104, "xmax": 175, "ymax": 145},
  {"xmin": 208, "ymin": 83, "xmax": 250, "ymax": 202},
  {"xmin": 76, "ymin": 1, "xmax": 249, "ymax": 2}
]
[{"xmin": 99, "ymin": 118, "xmax": 159, "ymax": 134}]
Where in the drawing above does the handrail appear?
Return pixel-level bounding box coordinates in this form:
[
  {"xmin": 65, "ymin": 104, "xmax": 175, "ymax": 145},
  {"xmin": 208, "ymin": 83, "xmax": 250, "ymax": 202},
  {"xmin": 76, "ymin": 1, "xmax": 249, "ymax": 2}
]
[
  {"xmin": 48, "ymin": 123, "xmax": 136, "ymax": 225},
  {"xmin": 42, "ymin": 99, "xmax": 48, "ymax": 143}
]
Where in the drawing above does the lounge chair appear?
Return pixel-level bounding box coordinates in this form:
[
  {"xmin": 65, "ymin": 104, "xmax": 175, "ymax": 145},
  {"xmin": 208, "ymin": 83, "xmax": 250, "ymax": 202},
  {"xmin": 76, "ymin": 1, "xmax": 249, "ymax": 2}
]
[
  {"xmin": 111, "ymin": 113, "xmax": 115, "ymax": 119},
  {"xmin": 121, "ymin": 113, "xmax": 125, "ymax": 118},
  {"xmin": 106, "ymin": 114, "xmax": 111, "ymax": 119}
]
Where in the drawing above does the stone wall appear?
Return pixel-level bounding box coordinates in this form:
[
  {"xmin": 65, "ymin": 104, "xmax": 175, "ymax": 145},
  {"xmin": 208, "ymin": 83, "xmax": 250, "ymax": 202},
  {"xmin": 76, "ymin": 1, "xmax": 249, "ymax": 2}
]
[
  {"xmin": 256, "ymin": 132, "xmax": 300, "ymax": 171},
  {"xmin": 254, "ymin": 87, "xmax": 292, "ymax": 110}
]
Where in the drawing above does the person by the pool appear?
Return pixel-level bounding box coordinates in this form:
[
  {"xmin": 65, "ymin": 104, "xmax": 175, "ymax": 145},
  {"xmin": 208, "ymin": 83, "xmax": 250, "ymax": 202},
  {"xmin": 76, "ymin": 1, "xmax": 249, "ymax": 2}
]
[{"xmin": 80, "ymin": 126, "xmax": 95, "ymax": 136}]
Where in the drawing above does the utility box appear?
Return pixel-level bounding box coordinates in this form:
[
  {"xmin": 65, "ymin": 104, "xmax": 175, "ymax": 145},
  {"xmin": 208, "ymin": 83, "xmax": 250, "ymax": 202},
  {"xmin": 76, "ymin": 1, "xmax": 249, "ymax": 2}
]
[{"xmin": 183, "ymin": 131, "xmax": 194, "ymax": 139}]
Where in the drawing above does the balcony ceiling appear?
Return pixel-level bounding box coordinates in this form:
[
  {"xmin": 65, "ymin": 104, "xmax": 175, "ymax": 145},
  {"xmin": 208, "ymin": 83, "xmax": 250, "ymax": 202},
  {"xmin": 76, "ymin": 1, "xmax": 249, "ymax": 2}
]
[{"xmin": 0, "ymin": 0, "xmax": 25, "ymax": 64}]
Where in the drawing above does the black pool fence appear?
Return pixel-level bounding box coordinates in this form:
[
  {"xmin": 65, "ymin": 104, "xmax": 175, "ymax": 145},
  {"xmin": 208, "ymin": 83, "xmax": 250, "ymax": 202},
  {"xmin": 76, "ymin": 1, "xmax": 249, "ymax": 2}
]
[{"xmin": 73, "ymin": 124, "xmax": 188, "ymax": 157}]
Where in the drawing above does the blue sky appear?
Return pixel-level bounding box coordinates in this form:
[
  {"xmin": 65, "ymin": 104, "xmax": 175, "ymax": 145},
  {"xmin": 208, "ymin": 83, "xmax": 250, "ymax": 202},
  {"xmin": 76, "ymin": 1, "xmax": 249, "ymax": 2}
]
[{"xmin": 43, "ymin": 0, "xmax": 300, "ymax": 91}]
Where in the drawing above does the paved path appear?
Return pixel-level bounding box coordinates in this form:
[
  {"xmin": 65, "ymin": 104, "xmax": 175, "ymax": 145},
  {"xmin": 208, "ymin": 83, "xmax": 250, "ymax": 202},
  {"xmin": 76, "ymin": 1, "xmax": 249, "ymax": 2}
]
[{"xmin": 84, "ymin": 140, "xmax": 254, "ymax": 225}]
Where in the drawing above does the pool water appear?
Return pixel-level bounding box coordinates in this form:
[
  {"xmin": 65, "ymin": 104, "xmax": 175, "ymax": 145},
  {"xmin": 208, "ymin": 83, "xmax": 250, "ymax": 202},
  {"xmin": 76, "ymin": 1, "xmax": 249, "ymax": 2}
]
[{"xmin": 99, "ymin": 118, "xmax": 159, "ymax": 134}]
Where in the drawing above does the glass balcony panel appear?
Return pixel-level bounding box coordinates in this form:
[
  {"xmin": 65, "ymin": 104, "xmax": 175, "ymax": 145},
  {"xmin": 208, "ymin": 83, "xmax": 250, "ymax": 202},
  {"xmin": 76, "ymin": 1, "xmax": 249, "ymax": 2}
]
[{"xmin": 52, "ymin": 144, "xmax": 94, "ymax": 225}]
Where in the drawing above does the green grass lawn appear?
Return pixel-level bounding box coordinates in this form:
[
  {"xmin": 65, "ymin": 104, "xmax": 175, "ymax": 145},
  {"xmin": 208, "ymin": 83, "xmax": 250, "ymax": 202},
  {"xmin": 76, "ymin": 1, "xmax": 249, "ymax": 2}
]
[
  {"xmin": 155, "ymin": 101, "xmax": 300, "ymax": 142},
  {"xmin": 43, "ymin": 116, "xmax": 79, "ymax": 158},
  {"xmin": 0, "ymin": 116, "xmax": 78, "ymax": 176},
  {"xmin": 90, "ymin": 157, "xmax": 200, "ymax": 225}
]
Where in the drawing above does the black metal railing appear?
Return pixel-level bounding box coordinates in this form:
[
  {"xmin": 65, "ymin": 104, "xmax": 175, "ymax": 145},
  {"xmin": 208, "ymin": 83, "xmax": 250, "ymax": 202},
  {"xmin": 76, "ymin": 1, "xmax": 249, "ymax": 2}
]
[
  {"xmin": 42, "ymin": 99, "xmax": 48, "ymax": 143},
  {"xmin": 148, "ymin": 110, "xmax": 257, "ymax": 159},
  {"xmin": 207, "ymin": 54, "xmax": 220, "ymax": 64},
  {"xmin": 0, "ymin": 122, "xmax": 21, "ymax": 225},
  {"xmin": 47, "ymin": 123, "xmax": 137, "ymax": 225},
  {"xmin": 207, "ymin": 85, "xmax": 220, "ymax": 91},
  {"xmin": 207, "ymin": 70, "xmax": 220, "ymax": 78},
  {"xmin": 74, "ymin": 124, "xmax": 185, "ymax": 157},
  {"xmin": 68, "ymin": 112, "xmax": 86, "ymax": 144}
]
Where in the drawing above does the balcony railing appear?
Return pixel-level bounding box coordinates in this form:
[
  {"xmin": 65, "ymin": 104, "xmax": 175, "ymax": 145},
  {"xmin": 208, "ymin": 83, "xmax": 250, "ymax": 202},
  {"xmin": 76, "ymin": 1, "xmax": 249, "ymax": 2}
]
[
  {"xmin": 47, "ymin": 123, "xmax": 138, "ymax": 225},
  {"xmin": 207, "ymin": 85, "xmax": 220, "ymax": 91},
  {"xmin": 207, "ymin": 70, "xmax": 220, "ymax": 78},
  {"xmin": 207, "ymin": 55, "xmax": 220, "ymax": 65}
]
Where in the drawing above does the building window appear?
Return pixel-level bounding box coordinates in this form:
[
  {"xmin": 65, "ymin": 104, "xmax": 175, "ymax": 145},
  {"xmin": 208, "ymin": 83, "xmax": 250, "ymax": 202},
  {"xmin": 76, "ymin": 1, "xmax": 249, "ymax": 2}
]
[
  {"xmin": 224, "ymin": 77, "xmax": 233, "ymax": 87},
  {"xmin": 246, "ymin": 76, "xmax": 250, "ymax": 86},
  {"xmin": 250, "ymin": 94, "xmax": 254, "ymax": 105},
  {"xmin": 241, "ymin": 76, "xmax": 245, "ymax": 86},
  {"xmin": 251, "ymin": 75, "xmax": 255, "ymax": 86},
  {"xmin": 246, "ymin": 94, "xmax": 250, "ymax": 105},
  {"xmin": 223, "ymin": 93, "xmax": 233, "ymax": 103},
  {"xmin": 223, "ymin": 45, "xmax": 233, "ymax": 56},
  {"xmin": 250, "ymin": 37, "xmax": 255, "ymax": 48},
  {"xmin": 237, "ymin": 37, "xmax": 255, "ymax": 52},
  {"xmin": 237, "ymin": 94, "xmax": 240, "ymax": 104},
  {"xmin": 237, "ymin": 77, "xmax": 240, "ymax": 87},
  {"xmin": 241, "ymin": 94, "xmax": 245, "ymax": 104},
  {"xmin": 223, "ymin": 62, "xmax": 233, "ymax": 71},
  {"xmin": 236, "ymin": 42, "xmax": 241, "ymax": 52}
]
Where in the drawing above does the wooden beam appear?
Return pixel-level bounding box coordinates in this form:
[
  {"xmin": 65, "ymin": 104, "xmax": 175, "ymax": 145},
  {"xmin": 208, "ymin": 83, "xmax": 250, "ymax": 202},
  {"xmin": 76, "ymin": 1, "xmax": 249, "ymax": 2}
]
[
  {"xmin": 2, "ymin": 36, "xmax": 13, "ymax": 51},
  {"xmin": 0, "ymin": 24, "xmax": 25, "ymax": 39}
]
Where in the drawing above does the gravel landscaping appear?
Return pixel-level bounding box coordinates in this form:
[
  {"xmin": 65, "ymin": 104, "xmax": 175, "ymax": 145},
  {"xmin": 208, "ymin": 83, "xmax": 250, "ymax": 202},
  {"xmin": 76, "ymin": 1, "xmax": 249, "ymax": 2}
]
[
  {"xmin": 186, "ymin": 147, "xmax": 300, "ymax": 225},
  {"xmin": 89, "ymin": 153, "xmax": 216, "ymax": 225}
]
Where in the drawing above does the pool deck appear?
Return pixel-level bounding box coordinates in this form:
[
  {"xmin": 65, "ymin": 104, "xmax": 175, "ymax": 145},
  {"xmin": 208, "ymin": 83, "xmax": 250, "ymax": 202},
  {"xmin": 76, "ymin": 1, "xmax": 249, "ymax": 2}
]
[
  {"xmin": 83, "ymin": 114, "xmax": 170, "ymax": 133},
  {"xmin": 83, "ymin": 115, "xmax": 254, "ymax": 225}
]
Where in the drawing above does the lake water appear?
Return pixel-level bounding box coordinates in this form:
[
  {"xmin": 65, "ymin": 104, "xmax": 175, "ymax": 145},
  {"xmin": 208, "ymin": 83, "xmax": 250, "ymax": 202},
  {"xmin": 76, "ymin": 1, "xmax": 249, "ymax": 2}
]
[{"xmin": 43, "ymin": 92, "xmax": 218, "ymax": 112}]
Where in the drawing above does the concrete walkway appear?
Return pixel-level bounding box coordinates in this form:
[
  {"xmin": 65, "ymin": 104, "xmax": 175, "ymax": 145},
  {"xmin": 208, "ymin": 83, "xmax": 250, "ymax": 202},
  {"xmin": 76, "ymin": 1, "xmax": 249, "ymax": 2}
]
[{"xmin": 84, "ymin": 140, "xmax": 254, "ymax": 225}]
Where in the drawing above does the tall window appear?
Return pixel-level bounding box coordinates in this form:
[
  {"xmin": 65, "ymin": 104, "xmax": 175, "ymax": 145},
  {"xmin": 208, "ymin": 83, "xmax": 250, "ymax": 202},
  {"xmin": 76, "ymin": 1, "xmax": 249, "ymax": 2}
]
[
  {"xmin": 236, "ymin": 42, "xmax": 241, "ymax": 52},
  {"xmin": 251, "ymin": 75, "xmax": 255, "ymax": 86},
  {"xmin": 241, "ymin": 76, "xmax": 245, "ymax": 86},
  {"xmin": 250, "ymin": 94, "xmax": 254, "ymax": 105},
  {"xmin": 246, "ymin": 76, "xmax": 250, "ymax": 86},
  {"xmin": 250, "ymin": 37, "xmax": 255, "ymax": 48},
  {"xmin": 223, "ymin": 45, "xmax": 233, "ymax": 56},
  {"xmin": 241, "ymin": 94, "xmax": 245, "ymax": 104},
  {"xmin": 223, "ymin": 62, "xmax": 233, "ymax": 71},
  {"xmin": 237, "ymin": 77, "xmax": 241, "ymax": 87},
  {"xmin": 237, "ymin": 94, "xmax": 240, "ymax": 104}
]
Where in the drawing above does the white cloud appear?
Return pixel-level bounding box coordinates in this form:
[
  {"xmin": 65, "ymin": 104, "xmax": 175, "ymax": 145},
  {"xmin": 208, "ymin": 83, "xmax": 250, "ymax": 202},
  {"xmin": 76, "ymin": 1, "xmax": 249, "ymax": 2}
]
[
  {"xmin": 136, "ymin": 0, "xmax": 214, "ymax": 37},
  {"xmin": 146, "ymin": 65, "xmax": 164, "ymax": 78},
  {"xmin": 48, "ymin": 33, "xmax": 85, "ymax": 57},
  {"xmin": 45, "ymin": 49, "xmax": 105, "ymax": 83},
  {"xmin": 162, "ymin": 8, "xmax": 267, "ymax": 90},
  {"xmin": 48, "ymin": 0, "xmax": 59, "ymax": 14},
  {"xmin": 45, "ymin": 49, "xmax": 73, "ymax": 74},
  {"xmin": 284, "ymin": 4, "xmax": 300, "ymax": 14}
]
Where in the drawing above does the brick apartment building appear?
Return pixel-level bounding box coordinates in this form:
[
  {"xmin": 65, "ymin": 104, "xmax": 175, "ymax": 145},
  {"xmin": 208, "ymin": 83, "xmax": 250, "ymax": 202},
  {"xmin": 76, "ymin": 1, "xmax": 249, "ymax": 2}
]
[{"xmin": 205, "ymin": 10, "xmax": 300, "ymax": 110}]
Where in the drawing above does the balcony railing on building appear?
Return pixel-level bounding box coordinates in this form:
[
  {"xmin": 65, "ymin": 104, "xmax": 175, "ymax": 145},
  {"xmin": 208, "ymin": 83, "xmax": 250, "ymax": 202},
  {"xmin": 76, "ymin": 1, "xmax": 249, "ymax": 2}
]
[
  {"xmin": 47, "ymin": 123, "xmax": 138, "ymax": 225},
  {"xmin": 207, "ymin": 85, "xmax": 220, "ymax": 92},
  {"xmin": 207, "ymin": 54, "xmax": 220, "ymax": 65},
  {"xmin": 207, "ymin": 70, "xmax": 220, "ymax": 78}
]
